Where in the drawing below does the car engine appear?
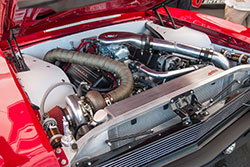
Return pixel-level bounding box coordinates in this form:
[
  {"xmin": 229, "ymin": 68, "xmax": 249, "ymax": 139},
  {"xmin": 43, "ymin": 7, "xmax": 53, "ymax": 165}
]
[{"xmin": 15, "ymin": 21, "xmax": 250, "ymax": 166}]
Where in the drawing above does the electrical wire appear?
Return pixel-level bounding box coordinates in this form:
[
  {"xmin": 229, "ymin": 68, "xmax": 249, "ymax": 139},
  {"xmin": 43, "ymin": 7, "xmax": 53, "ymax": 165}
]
[
  {"xmin": 105, "ymin": 71, "xmax": 117, "ymax": 87},
  {"xmin": 89, "ymin": 86, "xmax": 117, "ymax": 93},
  {"xmin": 63, "ymin": 63, "xmax": 71, "ymax": 71}
]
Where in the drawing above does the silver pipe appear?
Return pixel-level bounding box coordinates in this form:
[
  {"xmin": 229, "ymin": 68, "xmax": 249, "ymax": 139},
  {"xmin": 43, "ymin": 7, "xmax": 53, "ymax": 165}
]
[
  {"xmin": 131, "ymin": 61, "xmax": 205, "ymax": 79},
  {"xmin": 98, "ymin": 32, "xmax": 230, "ymax": 70},
  {"xmin": 211, "ymin": 51, "xmax": 231, "ymax": 70},
  {"xmin": 151, "ymin": 39, "xmax": 201, "ymax": 59}
]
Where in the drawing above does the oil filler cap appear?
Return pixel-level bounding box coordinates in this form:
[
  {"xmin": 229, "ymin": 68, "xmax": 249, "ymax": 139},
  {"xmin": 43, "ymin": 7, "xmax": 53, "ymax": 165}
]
[{"xmin": 93, "ymin": 109, "xmax": 108, "ymax": 124}]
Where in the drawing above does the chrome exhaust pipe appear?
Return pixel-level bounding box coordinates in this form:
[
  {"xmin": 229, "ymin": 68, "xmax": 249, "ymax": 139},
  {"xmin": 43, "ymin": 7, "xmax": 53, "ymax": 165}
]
[{"xmin": 98, "ymin": 32, "xmax": 230, "ymax": 70}]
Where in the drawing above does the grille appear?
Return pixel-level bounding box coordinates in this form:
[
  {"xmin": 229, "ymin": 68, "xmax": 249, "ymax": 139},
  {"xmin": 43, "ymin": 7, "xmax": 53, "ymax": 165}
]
[{"xmin": 97, "ymin": 89, "xmax": 250, "ymax": 167}]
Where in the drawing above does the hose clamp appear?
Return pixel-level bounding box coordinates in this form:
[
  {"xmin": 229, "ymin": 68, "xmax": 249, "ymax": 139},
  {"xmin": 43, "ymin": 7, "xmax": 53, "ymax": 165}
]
[
  {"xmin": 50, "ymin": 134, "xmax": 63, "ymax": 145},
  {"xmin": 200, "ymin": 48, "xmax": 213, "ymax": 62},
  {"xmin": 103, "ymin": 94, "xmax": 113, "ymax": 106},
  {"xmin": 141, "ymin": 34, "xmax": 153, "ymax": 54},
  {"xmin": 238, "ymin": 54, "xmax": 250, "ymax": 64}
]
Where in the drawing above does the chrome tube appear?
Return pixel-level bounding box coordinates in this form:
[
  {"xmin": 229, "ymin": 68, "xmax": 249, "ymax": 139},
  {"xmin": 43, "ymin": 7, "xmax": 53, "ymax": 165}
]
[
  {"xmin": 131, "ymin": 61, "xmax": 205, "ymax": 79},
  {"xmin": 211, "ymin": 51, "xmax": 231, "ymax": 70},
  {"xmin": 151, "ymin": 39, "xmax": 201, "ymax": 58},
  {"xmin": 98, "ymin": 32, "xmax": 230, "ymax": 70}
]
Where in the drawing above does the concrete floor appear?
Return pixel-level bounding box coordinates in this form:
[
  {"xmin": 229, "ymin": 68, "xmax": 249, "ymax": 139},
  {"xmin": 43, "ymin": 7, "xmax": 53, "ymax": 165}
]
[{"xmin": 211, "ymin": 142, "xmax": 250, "ymax": 167}]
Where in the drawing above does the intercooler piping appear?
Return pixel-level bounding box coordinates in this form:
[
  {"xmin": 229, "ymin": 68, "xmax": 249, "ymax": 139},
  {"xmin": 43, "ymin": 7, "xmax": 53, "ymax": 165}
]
[
  {"xmin": 98, "ymin": 32, "xmax": 230, "ymax": 70},
  {"xmin": 44, "ymin": 48, "xmax": 134, "ymax": 109},
  {"xmin": 131, "ymin": 61, "xmax": 206, "ymax": 79}
]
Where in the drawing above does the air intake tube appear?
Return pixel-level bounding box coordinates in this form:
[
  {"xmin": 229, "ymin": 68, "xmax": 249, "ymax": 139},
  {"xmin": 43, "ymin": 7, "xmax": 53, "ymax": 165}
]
[
  {"xmin": 131, "ymin": 61, "xmax": 206, "ymax": 79},
  {"xmin": 98, "ymin": 32, "xmax": 230, "ymax": 70},
  {"xmin": 44, "ymin": 48, "xmax": 133, "ymax": 109}
]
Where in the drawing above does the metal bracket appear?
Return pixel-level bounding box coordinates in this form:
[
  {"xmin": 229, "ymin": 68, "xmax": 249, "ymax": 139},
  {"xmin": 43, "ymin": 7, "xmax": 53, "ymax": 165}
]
[
  {"xmin": 151, "ymin": 1, "xmax": 176, "ymax": 29},
  {"xmin": 169, "ymin": 90, "xmax": 207, "ymax": 126},
  {"xmin": 105, "ymin": 129, "xmax": 154, "ymax": 146},
  {"xmin": 7, "ymin": 29, "xmax": 29, "ymax": 72}
]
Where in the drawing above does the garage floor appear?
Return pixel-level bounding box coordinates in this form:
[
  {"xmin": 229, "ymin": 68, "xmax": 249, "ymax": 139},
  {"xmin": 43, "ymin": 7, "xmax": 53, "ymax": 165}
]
[
  {"xmin": 210, "ymin": 142, "xmax": 250, "ymax": 167},
  {"xmin": 225, "ymin": 142, "xmax": 250, "ymax": 167}
]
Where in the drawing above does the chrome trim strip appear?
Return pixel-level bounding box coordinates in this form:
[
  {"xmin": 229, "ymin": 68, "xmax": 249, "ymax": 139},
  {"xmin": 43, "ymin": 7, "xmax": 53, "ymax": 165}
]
[{"xmin": 44, "ymin": 14, "xmax": 122, "ymax": 33}]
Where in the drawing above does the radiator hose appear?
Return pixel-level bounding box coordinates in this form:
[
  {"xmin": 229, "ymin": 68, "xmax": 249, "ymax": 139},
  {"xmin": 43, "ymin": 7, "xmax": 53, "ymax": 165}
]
[{"xmin": 44, "ymin": 48, "xmax": 133, "ymax": 110}]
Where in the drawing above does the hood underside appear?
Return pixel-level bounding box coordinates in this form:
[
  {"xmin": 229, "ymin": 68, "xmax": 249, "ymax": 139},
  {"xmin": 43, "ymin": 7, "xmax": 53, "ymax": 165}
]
[
  {"xmin": 0, "ymin": 0, "xmax": 168, "ymax": 40},
  {"xmin": 17, "ymin": 0, "xmax": 111, "ymax": 12}
]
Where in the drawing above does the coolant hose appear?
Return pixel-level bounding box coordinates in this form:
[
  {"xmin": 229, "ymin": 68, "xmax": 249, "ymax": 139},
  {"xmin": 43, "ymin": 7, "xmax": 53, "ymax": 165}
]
[{"xmin": 44, "ymin": 48, "xmax": 133, "ymax": 106}]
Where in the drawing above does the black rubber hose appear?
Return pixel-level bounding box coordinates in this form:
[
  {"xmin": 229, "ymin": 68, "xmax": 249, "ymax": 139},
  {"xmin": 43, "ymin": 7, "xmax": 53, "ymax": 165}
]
[
  {"xmin": 137, "ymin": 78, "xmax": 156, "ymax": 88},
  {"xmin": 73, "ymin": 122, "xmax": 89, "ymax": 139},
  {"xmin": 44, "ymin": 48, "xmax": 133, "ymax": 103},
  {"xmin": 89, "ymin": 86, "xmax": 117, "ymax": 93}
]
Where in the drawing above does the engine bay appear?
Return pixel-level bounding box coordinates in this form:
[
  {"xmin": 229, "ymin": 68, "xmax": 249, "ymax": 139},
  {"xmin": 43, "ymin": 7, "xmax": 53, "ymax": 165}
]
[{"xmin": 12, "ymin": 20, "xmax": 250, "ymax": 165}]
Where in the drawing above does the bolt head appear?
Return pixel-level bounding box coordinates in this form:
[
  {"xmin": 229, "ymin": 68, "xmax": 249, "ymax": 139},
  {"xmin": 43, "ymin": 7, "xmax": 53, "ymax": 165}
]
[
  {"xmin": 204, "ymin": 111, "xmax": 209, "ymax": 116},
  {"xmin": 56, "ymin": 148, "xmax": 61, "ymax": 154},
  {"xmin": 71, "ymin": 143, "xmax": 78, "ymax": 150},
  {"xmin": 183, "ymin": 119, "xmax": 191, "ymax": 126},
  {"xmin": 107, "ymin": 142, "xmax": 112, "ymax": 147},
  {"xmin": 61, "ymin": 159, "xmax": 67, "ymax": 165}
]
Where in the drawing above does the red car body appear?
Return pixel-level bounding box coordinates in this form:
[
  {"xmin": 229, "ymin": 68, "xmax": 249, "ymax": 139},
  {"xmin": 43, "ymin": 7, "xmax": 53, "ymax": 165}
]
[{"xmin": 0, "ymin": 0, "xmax": 250, "ymax": 166}]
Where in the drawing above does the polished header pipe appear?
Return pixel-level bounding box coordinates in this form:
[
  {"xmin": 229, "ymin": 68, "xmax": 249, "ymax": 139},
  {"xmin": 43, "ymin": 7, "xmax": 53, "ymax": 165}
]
[{"xmin": 98, "ymin": 32, "xmax": 230, "ymax": 70}]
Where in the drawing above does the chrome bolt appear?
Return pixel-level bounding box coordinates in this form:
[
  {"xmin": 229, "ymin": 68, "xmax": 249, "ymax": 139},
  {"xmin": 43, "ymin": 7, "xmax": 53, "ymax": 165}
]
[
  {"xmin": 183, "ymin": 118, "xmax": 191, "ymax": 126},
  {"xmin": 204, "ymin": 111, "xmax": 209, "ymax": 116},
  {"xmin": 56, "ymin": 148, "xmax": 61, "ymax": 154},
  {"xmin": 107, "ymin": 142, "xmax": 112, "ymax": 147},
  {"xmin": 61, "ymin": 159, "xmax": 67, "ymax": 165}
]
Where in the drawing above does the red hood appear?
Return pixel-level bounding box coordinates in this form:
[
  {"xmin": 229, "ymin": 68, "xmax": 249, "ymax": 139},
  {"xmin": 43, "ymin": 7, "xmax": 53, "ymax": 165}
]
[{"xmin": 0, "ymin": 0, "xmax": 167, "ymax": 40}]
